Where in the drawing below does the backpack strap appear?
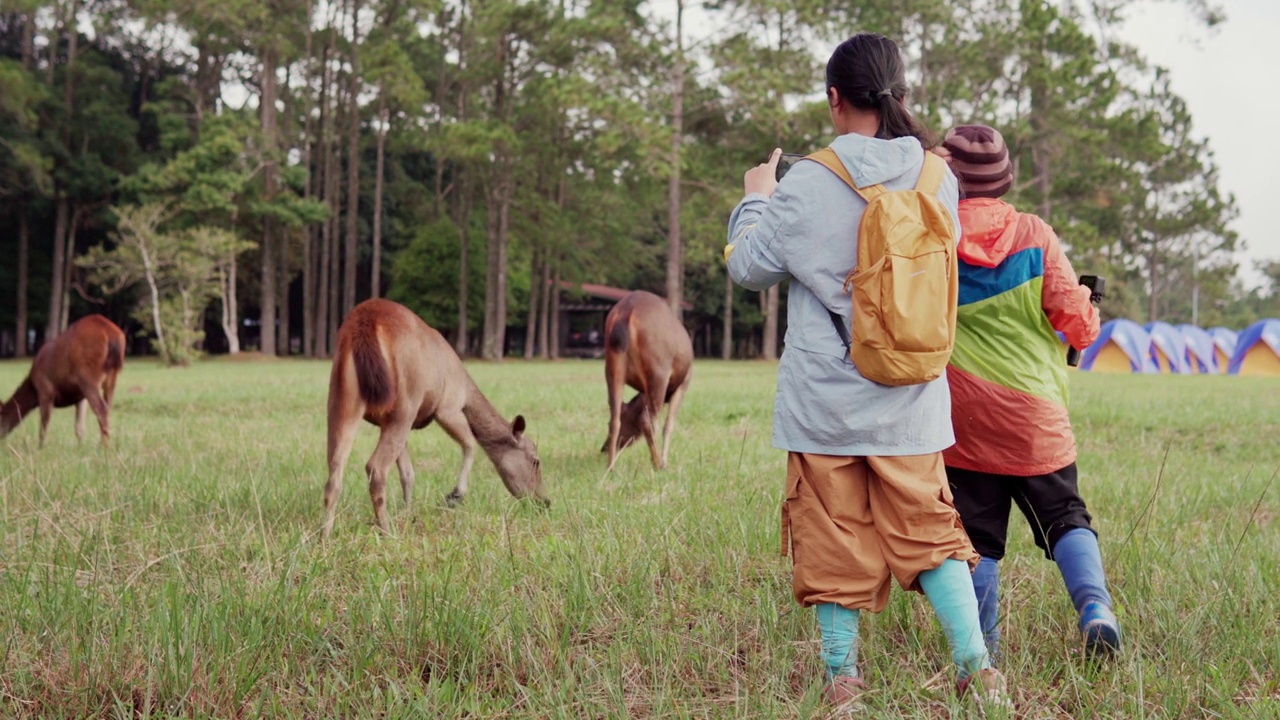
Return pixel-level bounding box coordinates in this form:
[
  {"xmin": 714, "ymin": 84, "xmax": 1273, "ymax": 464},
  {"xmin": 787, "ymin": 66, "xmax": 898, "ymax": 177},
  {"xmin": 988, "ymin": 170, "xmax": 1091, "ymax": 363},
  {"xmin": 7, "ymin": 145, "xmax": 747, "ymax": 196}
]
[
  {"xmin": 914, "ymin": 152, "xmax": 946, "ymax": 195},
  {"xmin": 805, "ymin": 147, "xmax": 885, "ymax": 203}
]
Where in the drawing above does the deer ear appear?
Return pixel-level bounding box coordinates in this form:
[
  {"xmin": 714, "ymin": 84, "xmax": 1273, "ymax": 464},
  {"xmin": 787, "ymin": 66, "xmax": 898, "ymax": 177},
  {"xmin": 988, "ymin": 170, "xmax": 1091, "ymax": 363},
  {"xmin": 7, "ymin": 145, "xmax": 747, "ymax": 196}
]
[{"xmin": 511, "ymin": 414, "xmax": 526, "ymax": 438}]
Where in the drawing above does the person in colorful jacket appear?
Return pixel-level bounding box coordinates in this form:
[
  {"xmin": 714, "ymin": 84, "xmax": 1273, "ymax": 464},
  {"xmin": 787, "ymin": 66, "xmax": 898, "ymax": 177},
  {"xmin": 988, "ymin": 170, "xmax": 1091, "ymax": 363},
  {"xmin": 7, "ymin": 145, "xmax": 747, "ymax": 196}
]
[
  {"xmin": 725, "ymin": 34, "xmax": 1006, "ymax": 711},
  {"xmin": 939, "ymin": 124, "xmax": 1121, "ymax": 660}
]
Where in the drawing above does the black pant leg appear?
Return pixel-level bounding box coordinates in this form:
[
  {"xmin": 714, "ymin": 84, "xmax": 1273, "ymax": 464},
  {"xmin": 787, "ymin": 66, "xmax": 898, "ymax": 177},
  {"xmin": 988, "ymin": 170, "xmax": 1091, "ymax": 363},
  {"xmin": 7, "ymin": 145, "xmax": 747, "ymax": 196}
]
[
  {"xmin": 946, "ymin": 465, "xmax": 1014, "ymax": 561},
  {"xmin": 1011, "ymin": 462, "xmax": 1095, "ymax": 560}
]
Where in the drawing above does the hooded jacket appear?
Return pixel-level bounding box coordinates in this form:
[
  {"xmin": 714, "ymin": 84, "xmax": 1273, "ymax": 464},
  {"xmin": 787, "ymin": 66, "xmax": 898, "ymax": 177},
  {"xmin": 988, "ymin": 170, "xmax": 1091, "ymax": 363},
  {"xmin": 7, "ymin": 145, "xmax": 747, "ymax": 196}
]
[
  {"xmin": 943, "ymin": 198, "xmax": 1099, "ymax": 476},
  {"xmin": 725, "ymin": 133, "xmax": 960, "ymax": 456}
]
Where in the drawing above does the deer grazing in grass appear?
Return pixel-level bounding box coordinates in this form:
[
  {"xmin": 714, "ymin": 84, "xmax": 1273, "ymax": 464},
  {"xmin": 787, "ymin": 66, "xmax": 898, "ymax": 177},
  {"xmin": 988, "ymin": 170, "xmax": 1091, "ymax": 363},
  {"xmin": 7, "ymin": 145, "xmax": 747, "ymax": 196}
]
[
  {"xmin": 0, "ymin": 314, "xmax": 126, "ymax": 447},
  {"xmin": 323, "ymin": 299, "xmax": 547, "ymax": 537},
  {"xmin": 601, "ymin": 291, "xmax": 693, "ymax": 472}
]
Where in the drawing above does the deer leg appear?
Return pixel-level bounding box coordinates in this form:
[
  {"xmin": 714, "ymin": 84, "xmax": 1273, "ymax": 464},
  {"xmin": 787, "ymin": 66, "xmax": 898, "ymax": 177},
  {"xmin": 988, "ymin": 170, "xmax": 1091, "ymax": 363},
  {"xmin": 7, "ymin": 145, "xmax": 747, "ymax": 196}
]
[
  {"xmin": 396, "ymin": 447, "xmax": 415, "ymax": 507},
  {"xmin": 102, "ymin": 371, "xmax": 119, "ymax": 407},
  {"xmin": 365, "ymin": 422, "xmax": 410, "ymax": 534},
  {"xmin": 74, "ymin": 400, "xmax": 87, "ymax": 443},
  {"xmin": 659, "ymin": 378, "xmax": 690, "ymax": 469},
  {"xmin": 81, "ymin": 385, "xmax": 110, "ymax": 446},
  {"xmin": 322, "ymin": 407, "xmax": 362, "ymax": 538},
  {"xmin": 435, "ymin": 409, "xmax": 476, "ymax": 507},
  {"xmin": 38, "ymin": 400, "xmax": 52, "ymax": 449},
  {"xmin": 643, "ymin": 376, "xmax": 670, "ymax": 470},
  {"xmin": 604, "ymin": 355, "xmax": 627, "ymax": 472}
]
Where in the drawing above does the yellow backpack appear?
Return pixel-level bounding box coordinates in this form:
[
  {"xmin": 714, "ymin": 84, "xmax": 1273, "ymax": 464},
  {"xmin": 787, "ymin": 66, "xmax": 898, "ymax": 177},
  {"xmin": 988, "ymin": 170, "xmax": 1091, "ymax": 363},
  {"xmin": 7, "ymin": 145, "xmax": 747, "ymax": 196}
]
[{"xmin": 806, "ymin": 148, "xmax": 958, "ymax": 386}]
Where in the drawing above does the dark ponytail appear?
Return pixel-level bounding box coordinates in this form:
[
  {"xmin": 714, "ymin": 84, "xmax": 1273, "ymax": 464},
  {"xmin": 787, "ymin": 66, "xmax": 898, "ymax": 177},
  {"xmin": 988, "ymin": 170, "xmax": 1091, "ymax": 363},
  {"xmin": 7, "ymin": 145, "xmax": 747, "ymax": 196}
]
[{"xmin": 825, "ymin": 33, "xmax": 934, "ymax": 147}]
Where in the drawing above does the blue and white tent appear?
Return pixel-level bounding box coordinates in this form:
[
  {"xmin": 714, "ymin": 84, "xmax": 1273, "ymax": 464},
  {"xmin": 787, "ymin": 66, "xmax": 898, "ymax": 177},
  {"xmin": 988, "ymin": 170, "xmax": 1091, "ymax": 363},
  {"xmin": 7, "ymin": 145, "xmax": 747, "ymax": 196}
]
[
  {"xmin": 1209, "ymin": 327, "xmax": 1238, "ymax": 373},
  {"xmin": 1177, "ymin": 325, "xmax": 1218, "ymax": 374},
  {"xmin": 1080, "ymin": 319, "xmax": 1157, "ymax": 373},
  {"xmin": 1228, "ymin": 318, "xmax": 1280, "ymax": 376},
  {"xmin": 1144, "ymin": 322, "xmax": 1189, "ymax": 374}
]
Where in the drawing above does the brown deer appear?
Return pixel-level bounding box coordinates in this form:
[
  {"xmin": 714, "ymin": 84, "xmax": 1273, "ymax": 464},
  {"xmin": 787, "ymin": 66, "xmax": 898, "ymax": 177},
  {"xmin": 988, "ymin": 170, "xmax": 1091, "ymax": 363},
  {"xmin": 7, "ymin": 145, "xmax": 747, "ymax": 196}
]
[
  {"xmin": 1, "ymin": 314, "xmax": 126, "ymax": 447},
  {"xmin": 323, "ymin": 299, "xmax": 547, "ymax": 537},
  {"xmin": 601, "ymin": 291, "xmax": 693, "ymax": 472}
]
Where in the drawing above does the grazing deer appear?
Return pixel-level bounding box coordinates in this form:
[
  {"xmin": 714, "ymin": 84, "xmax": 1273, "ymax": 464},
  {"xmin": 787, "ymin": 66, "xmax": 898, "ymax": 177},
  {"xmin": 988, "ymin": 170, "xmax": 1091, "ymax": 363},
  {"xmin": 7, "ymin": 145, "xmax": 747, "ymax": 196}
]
[
  {"xmin": 0, "ymin": 314, "xmax": 126, "ymax": 447},
  {"xmin": 601, "ymin": 291, "xmax": 693, "ymax": 472},
  {"xmin": 323, "ymin": 299, "xmax": 547, "ymax": 537}
]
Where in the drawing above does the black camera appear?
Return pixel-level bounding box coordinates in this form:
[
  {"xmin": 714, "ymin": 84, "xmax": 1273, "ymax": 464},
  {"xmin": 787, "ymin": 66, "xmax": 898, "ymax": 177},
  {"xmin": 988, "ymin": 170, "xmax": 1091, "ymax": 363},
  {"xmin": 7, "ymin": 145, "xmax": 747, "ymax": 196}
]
[{"xmin": 1066, "ymin": 275, "xmax": 1105, "ymax": 367}]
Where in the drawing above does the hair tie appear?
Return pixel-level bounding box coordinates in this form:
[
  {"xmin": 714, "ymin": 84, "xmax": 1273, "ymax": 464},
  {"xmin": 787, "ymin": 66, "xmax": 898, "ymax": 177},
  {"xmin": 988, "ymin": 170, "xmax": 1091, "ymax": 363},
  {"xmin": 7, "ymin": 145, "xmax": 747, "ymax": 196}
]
[{"xmin": 877, "ymin": 89, "xmax": 893, "ymax": 98}]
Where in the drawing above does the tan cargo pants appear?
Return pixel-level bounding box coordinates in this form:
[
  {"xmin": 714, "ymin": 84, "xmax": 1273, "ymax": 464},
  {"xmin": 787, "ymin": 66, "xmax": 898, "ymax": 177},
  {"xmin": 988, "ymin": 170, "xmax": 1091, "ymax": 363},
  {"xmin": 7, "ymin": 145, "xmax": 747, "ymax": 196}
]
[{"xmin": 782, "ymin": 451, "xmax": 979, "ymax": 612}]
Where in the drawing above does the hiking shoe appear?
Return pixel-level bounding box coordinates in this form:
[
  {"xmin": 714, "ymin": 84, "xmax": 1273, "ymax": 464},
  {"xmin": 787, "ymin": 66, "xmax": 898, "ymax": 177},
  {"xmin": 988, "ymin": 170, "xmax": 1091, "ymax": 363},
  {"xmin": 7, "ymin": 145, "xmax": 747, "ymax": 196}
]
[
  {"xmin": 822, "ymin": 675, "xmax": 866, "ymax": 712},
  {"xmin": 1080, "ymin": 601, "xmax": 1121, "ymax": 658},
  {"xmin": 956, "ymin": 667, "xmax": 1012, "ymax": 716}
]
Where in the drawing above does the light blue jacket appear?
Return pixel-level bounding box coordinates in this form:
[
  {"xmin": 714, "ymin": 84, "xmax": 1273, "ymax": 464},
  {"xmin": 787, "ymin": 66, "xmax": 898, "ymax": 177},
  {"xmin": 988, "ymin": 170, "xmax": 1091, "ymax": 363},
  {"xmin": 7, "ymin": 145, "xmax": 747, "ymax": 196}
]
[{"xmin": 726, "ymin": 133, "xmax": 961, "ymax": 456}]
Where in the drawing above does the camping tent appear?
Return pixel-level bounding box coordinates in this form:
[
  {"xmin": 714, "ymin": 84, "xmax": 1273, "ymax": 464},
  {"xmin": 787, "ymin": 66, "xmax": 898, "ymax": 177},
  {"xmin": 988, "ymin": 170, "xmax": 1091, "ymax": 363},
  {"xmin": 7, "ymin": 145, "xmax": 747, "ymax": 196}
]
[
  {"xmin": 1177, "ymin": 325, "xmax": 1218, "ymax": 374},
  {"xmin": 1228, "ymin": 318, "xmax": 1280, "ymax": 376},
  {"xmin": 1209, "ymin": 327, "xmax": 1237, "ymax": 373},
  {"xmin": 1080, "ymin": 319, "xmax": 1157, "ymax": 373},
  {"xmin": 1144, "ymin": 322, "xmax": 1189, "ymax": 373}
]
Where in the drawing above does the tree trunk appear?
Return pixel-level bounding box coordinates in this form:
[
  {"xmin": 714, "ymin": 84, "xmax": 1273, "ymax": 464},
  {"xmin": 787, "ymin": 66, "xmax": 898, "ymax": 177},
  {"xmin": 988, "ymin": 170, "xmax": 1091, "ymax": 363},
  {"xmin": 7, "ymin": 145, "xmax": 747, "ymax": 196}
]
[
  {"xmin": 327, "ymin": 114, "xmax": 342, "ymax": 355},
  {"xmin": 139, "ymin": 240, "xmax": 168, "ymax": 361},
  {"xmin": 59, "ymin": 205, "xmax": 81, "ymax": 333},
  {"xmin": 482, "ymin": 160, "xmax": 512, "ymax": 361},
  {"xmin": 454, "ymin": 173, "xmax": 472, "ymax": 356},
  {"xmin": 342, "ymin": 0, "xmax": 362, "ymax": 321},
  {"xmin": 21, "ymin": 10, "xmax": 35, "ymax": 70},
  {"xmin": 537, "ymin": 253, "xmax": 551, "ymax": 360},
  {"xmin": 371, "ymin": 91, "xmax": 387, "ymax": 298},
  {"xmin": 721, "ymin": 271, "xmax": 732, "ymax": 360},
  {"xmin": 665, "ymin": 0, "xmax": 685, "ymax": 321},
  {"xmin": 259, "ymin": 48, "xmax": 279, "ymax": 356},
  {"xmin": 16, "ymin": 212, "xmax": 29, "ymax": 357},
  {"xmin": 762, "ymin": 285, "xmax": 779, "ymax": 360},
  {"xmin": 309, "ymin": 31, "xmax": 330, "ymax": 357},
  {"xmin": 1148, "ymin": 248, "xmax": 1159, "ymax": 323},
  {"xmin": 301, "ymin": 5, "xmax": 315, "ymax": 356},
  {"xmin": 46, "ymin": 198, "xmax": 69, "ymax": 340},
  {"xmin": 228, "ymin": 257, "xmax": 240, "ymax": 353},
  {"xmin": 524, "ymin": 249, "xmax": 540, "ymax": 359},
  {"xmin": 549, "ymin": 263, "xmax": 561, "ymax": 360},
  {"xmin": 277, "ymin": 230, "xmax": 291, "ymax": 354}
]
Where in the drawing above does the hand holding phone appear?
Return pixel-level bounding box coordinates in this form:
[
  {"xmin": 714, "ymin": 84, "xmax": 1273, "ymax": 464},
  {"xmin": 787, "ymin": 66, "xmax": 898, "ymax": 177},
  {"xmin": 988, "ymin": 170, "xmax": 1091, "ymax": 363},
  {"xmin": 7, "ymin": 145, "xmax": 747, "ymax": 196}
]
[
  {"xmin": 1066, "ymin": 275, "xmax": 1105, "ymax": 367},
  {"xmin": 744, "ymin": 149, "xmax": 782, "ymax": 197}
]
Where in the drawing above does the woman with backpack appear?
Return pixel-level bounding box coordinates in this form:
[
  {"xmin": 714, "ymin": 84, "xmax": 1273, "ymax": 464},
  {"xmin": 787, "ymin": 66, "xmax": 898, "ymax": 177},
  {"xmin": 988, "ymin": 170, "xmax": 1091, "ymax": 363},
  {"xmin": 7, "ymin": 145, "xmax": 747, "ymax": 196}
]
[
  {"xmin": 938, "ymin": 124, "xmax": 1121, "ymax": 662},
  {"xmin": 725, "ymin": 33, "xmax": 1005, "ymax": 711}
]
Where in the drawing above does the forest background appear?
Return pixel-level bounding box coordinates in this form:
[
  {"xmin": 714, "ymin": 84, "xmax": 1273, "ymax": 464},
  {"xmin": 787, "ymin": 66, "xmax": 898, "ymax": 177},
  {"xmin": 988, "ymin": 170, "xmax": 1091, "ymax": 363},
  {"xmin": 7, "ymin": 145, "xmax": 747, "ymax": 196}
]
[{"xmin": 2, "ymin": 0, "xmax": 1279, "ymax": 365}]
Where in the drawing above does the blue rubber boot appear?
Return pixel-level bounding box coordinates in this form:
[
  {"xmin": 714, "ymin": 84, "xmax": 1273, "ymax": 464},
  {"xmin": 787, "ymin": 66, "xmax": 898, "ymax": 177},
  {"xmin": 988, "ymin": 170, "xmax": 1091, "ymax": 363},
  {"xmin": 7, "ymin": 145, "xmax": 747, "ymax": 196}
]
[
  {"xmin": 1053, "ymin": 528, "xmax": 1121, "ymax": 657},
  {"xmin": 972, "ymin": 557, "xmax": 1001, "ymax": 663}
]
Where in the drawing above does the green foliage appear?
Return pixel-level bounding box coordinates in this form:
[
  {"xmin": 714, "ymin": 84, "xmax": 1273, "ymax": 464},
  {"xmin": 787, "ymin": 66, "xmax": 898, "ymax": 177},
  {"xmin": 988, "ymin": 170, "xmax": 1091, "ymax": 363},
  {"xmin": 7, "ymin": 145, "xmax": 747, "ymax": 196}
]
[
  {"xmin": 0, "ymin": 0, "xmax": 1266, "ymax": 363},
  {"xmin": 79, "ymin": 204, "xmax": 252, "ymax": 365},
  {"xmin": 388, "ymin": 216, "xmax": 485, "ymax": 332}
]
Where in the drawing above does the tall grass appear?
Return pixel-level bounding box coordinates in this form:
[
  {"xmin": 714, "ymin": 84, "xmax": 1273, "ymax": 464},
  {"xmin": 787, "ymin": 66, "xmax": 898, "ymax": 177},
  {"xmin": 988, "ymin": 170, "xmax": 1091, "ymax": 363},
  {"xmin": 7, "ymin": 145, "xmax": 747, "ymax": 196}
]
[{"xmin": 0, "ymin": 358, "xmax": 1276, "ymax": 718}]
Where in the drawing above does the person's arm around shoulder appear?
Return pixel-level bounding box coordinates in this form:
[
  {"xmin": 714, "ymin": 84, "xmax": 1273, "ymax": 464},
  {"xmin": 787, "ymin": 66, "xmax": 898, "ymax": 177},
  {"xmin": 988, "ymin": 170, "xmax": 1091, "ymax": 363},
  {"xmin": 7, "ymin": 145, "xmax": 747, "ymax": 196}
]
[
  {"xmin": 1036, "ymin": 216, "xmax": 1100, "ymax": 349},
  {"xmin": 725, "ymin": 149, "xmax": 792, "ymax": 291}
]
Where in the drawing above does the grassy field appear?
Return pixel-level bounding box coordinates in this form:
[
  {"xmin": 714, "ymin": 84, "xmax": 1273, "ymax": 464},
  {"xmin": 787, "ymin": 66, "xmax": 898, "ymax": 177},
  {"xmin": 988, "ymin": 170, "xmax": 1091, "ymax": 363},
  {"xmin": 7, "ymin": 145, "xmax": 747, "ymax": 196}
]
[{"xmin": 0, "ymin": 357, "xmax": 1276, "ymax": 719}]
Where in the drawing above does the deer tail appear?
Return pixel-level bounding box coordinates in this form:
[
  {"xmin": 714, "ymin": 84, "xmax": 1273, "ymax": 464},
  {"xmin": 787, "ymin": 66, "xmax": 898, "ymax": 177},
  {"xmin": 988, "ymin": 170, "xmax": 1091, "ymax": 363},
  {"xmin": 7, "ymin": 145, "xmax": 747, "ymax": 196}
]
[
  {"xmin": 350, "ymin": 327, "xmax": 394, "ymax": 410},
  {"xmin": 104, "ymin": 336, "xmax": 124, "ymax": 373},
  {"xmin": 606, "ymin": 311, "xmax": 630, "ymax": 354}
]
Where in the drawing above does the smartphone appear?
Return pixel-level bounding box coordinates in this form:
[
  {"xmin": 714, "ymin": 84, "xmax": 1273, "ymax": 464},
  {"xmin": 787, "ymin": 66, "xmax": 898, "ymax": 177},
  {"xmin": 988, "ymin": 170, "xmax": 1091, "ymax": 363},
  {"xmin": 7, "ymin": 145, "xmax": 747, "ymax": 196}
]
[{"xmin": 774, "ymin": 153, "xmax": 807, "ymax": 183}]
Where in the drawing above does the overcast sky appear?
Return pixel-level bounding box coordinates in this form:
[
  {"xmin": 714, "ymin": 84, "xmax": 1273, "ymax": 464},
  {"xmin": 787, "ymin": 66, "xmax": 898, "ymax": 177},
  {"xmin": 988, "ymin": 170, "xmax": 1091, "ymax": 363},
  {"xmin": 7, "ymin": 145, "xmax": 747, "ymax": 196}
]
[{"xmin": 1121, "ymin": 0, "xmax": 1279, "ymax": 287}]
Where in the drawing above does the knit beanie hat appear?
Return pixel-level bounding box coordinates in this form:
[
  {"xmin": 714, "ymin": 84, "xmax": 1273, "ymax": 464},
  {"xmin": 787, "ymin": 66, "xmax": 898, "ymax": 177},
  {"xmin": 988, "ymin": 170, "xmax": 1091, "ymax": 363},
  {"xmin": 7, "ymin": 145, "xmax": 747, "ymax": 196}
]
[{"xmin": 942, "ymin": 125, "xmax": 1013, "ymax": 199}]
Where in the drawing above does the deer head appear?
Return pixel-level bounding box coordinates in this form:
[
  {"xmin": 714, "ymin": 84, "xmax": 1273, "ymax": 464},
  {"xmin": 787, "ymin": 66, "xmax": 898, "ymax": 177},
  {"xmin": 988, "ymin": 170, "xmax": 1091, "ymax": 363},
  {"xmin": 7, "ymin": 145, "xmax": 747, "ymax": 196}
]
[
  {"xmin": 600, "ymin": 396, "xmax": 646, "ymax": 454},
  {"xmin": 493, "ymin": 415, "xmax": 549, "ymax": 507}
]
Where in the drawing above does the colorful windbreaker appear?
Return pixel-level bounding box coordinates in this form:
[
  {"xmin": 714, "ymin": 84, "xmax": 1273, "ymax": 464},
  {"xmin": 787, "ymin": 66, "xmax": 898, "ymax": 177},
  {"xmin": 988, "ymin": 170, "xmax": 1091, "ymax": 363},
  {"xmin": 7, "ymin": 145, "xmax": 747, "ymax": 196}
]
[{"xmin": 943, "ymin": 198, "xmax": 1099, "ymax": 476}]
